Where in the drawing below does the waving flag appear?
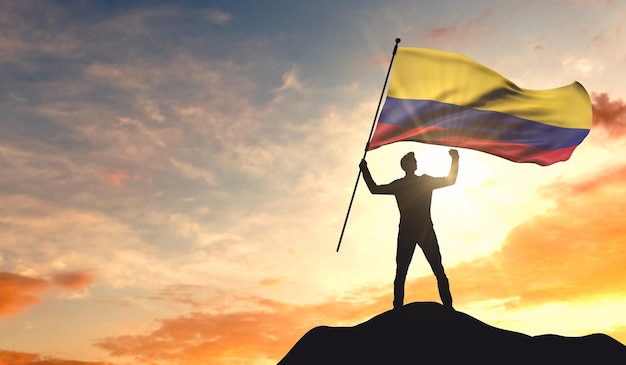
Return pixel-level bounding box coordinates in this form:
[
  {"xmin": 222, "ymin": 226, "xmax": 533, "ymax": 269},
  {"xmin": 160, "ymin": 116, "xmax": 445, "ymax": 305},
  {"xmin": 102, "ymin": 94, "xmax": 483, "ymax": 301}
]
[{"xmin": 368, "ymin": 48, "xmax": 592, "ymax": 166}]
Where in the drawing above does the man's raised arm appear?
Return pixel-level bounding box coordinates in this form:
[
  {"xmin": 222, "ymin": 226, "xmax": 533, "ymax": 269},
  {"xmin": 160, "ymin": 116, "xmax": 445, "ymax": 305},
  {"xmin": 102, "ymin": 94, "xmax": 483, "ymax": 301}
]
[
  {"xmin": 359, "ymin": 159, "xmax": 393, "ymax": 195},
  {"xmin": 446, "ymin": 149, "xmax": 460, "ymax": 185}
]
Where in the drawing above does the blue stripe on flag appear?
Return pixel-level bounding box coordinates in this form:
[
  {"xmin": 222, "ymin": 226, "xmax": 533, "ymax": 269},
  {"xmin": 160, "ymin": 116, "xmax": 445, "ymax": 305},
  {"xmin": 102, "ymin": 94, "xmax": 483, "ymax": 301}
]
[{"xmin": 378, "ymin": 97, "xmax": 590, "ymax": 151}]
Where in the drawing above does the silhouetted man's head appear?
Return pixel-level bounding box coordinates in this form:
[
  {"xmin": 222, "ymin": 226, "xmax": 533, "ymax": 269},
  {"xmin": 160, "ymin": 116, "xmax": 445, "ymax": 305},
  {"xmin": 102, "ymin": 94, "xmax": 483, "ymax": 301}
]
[{"xmin": 400, "ymin": 152, "xmax": 417, "ymax": 173}]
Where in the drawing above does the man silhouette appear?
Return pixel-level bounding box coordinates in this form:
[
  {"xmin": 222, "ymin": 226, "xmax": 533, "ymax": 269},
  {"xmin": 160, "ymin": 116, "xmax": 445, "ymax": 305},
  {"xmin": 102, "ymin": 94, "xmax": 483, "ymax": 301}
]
[{"xmin": 359, "ymin": 149, "xmax": 459, "ymax": 310}]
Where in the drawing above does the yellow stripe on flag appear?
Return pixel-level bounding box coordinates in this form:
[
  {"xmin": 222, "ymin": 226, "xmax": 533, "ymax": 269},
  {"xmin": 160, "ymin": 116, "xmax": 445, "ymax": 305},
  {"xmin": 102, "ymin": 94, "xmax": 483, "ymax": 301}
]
[{"xmin": 387, "ymin": 48, "xmax": 592, "ymax": 130}]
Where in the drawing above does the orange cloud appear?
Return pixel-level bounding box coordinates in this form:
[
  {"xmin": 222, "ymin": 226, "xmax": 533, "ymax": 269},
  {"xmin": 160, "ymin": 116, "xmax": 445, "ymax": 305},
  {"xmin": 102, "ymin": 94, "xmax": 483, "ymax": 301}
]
[
  {"xmin": 422, "ymin": 27, "xmax": 458, "ymax": 42},
  {"xmin": 591, "ymin": 92, "xmax": 626, "ymax": 137},
  {"xmin": 145, "ymin": 284, "xmax": 208, "ymax": 309},
  {"xmin": 369, "ymin": 56, "xmax": 392, "ymax": 67},
  {"xmin": 95, "ymin": 164, "xmax": 626, "ymax": 364},
  {"xmin": 404, "ymin": 163, "xmax": 626, "ymax": 308},
  {"xmin": 104, "ymin": 170, "xmax": 140, "ymax": 187},
  {"xmin": 259, "ymin": 278, "xmax": 282, "ymax": 287},
  {"xmin": 95, "ymin": 296, "xmax": 392, "ymax": 365},
  {"xmin": 418, "ymin": 8, "xmax": 495, "ymax": 46},
  {"xmin": 0, "ymin": 272, "xmax": 49, "ymax": 316},
  {"xmin": 104, "ymin": 170, "xmax": 128, "ymax": 186},
  {"xmin": 51, "ymin": 269, "xmax": 95, "ymax": 291},
  {"xmin": 0, "ymin": 349, "xmax": 111, "ymax": 365},
  {"xmin": 590, "ymin": 26, "xmax": 622, "ymax": 49}
]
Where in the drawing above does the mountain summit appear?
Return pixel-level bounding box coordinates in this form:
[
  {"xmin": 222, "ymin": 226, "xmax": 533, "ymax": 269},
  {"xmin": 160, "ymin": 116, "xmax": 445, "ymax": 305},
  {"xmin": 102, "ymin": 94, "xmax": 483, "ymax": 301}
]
[{"xmin": 278, "ymin": 302, "xmax": 626, "ymax": 364}]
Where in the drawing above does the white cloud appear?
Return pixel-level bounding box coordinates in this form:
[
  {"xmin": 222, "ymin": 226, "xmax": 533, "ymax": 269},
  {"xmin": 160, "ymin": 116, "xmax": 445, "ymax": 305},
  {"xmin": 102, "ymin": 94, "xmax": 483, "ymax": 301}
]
[
  {"xmin": 204, "ymin": 9, "xmax": 232, "ymax": 25},
  {"xmin": 169, "ymin": 158, "xmax": 218, "ymax": 186},
  {"xmin": 562, "ymin": 57, "xmax": 605, "ymax": 78},
  {"xmin": 275, "ymin": 65, "xmax": 304, "ymax": 93},
  {"xmin": 0, "ymin": 195, "xmax": 153, "ymax": 284}
]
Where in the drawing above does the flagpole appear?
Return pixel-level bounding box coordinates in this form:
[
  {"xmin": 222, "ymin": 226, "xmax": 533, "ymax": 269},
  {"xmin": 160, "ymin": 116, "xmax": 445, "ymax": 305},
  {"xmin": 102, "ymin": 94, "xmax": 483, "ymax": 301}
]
[{"xmin": 336, "ymin": 38, "xmax": 401, "ymax": 252}]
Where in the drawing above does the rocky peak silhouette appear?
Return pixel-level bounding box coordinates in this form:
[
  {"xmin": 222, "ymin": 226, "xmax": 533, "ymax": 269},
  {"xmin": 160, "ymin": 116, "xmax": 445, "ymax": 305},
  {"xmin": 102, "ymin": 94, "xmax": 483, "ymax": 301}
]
[{"xmin": 278, "ymin": 302, "xmax": 626, "ymax": 364}]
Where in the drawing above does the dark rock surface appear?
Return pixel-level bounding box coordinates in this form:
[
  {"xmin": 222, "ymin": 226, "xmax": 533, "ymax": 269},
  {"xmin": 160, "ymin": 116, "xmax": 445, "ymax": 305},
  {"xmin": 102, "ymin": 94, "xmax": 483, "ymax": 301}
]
[{"xmin": 278, "ymin": 302, "xmax": 626, "ymax": 364}]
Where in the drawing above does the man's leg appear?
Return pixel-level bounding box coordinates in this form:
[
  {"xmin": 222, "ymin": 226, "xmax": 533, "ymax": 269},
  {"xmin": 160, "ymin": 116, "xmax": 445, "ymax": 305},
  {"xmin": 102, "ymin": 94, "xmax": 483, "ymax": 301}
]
[
  {"xmin": 394, "ymin": 233, "xmax": 417, "ymax": 310},
  {"xmin": 419, "ymin": 229, "xmax": 453, "ymax": 308}
]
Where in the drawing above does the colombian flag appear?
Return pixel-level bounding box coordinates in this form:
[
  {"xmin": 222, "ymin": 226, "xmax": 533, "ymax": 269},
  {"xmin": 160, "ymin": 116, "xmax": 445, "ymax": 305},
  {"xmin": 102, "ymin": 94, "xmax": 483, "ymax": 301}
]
[{"xmin": 368, "ymin": 48, "xmax": 592, "ymax": 166}]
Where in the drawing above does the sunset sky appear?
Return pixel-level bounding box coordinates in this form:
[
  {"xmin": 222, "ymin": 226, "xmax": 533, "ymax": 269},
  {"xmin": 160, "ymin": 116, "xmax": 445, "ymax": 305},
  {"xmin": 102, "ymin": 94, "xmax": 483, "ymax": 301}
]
[{"xmin": 1, "ymin": 1, "xmax": 626, "ymax": 364}]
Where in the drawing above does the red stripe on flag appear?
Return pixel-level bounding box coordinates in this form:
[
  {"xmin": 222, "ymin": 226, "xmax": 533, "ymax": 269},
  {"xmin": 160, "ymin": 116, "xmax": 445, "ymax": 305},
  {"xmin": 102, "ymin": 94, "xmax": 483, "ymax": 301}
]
[{"xmin": 368, "ymin": 123, "xmax": 577, "ymax": 165}]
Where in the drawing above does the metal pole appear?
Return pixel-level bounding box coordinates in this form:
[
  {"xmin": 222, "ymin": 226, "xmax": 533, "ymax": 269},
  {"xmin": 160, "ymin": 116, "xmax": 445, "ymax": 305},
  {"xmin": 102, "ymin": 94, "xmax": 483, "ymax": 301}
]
[{"xmin": 336, "ymin": 38, "xmax": 401, "ymax": 252}]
